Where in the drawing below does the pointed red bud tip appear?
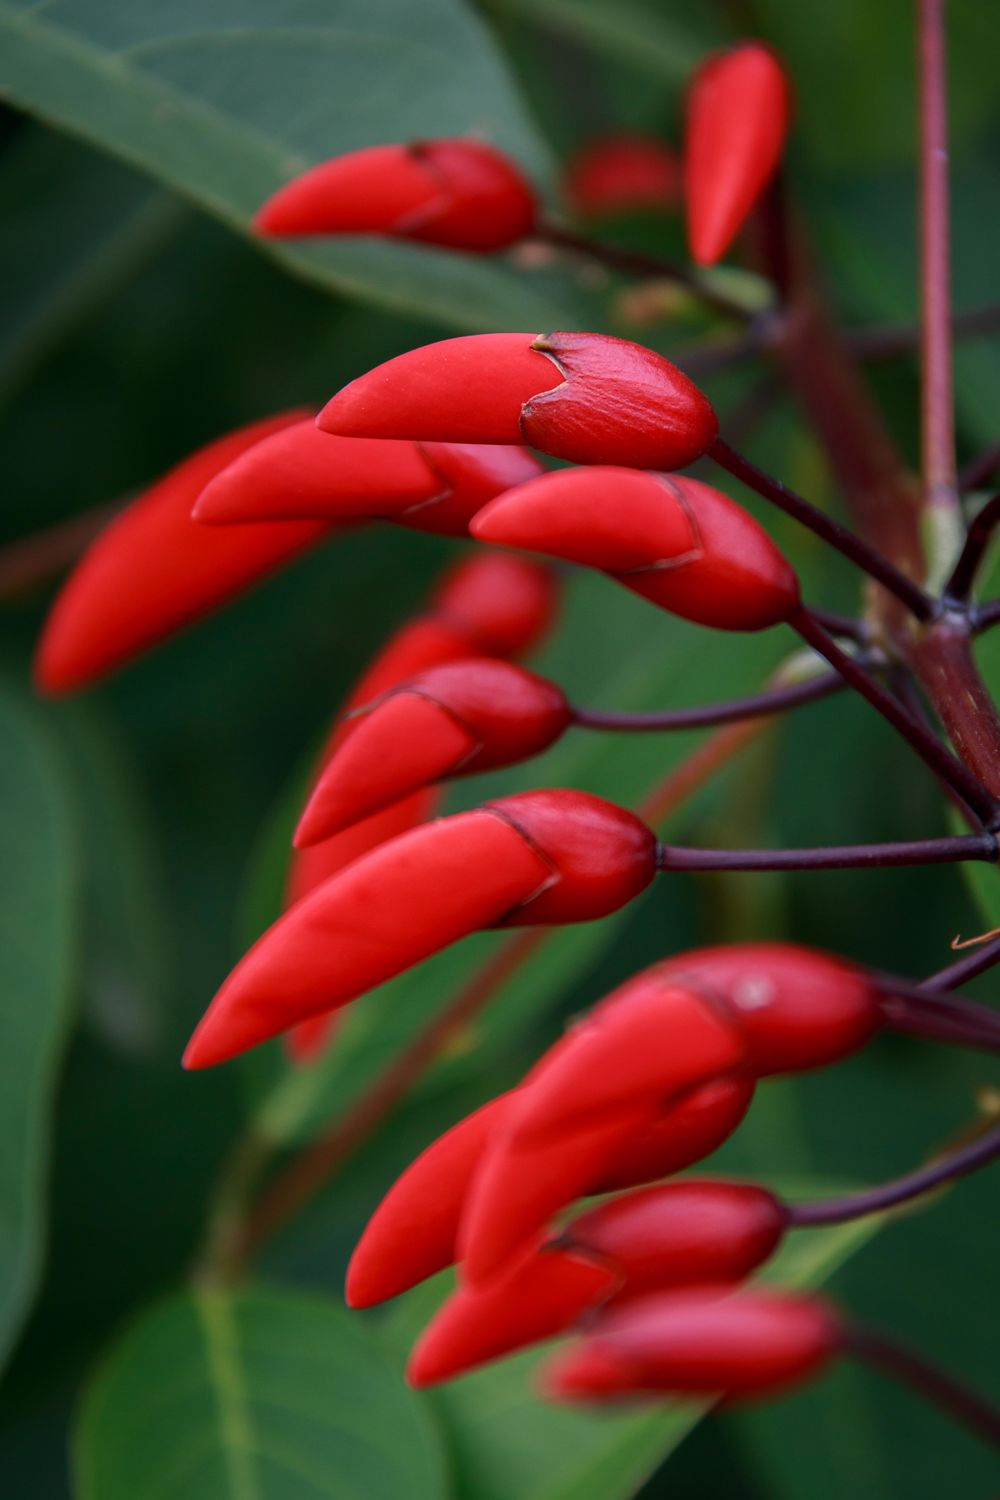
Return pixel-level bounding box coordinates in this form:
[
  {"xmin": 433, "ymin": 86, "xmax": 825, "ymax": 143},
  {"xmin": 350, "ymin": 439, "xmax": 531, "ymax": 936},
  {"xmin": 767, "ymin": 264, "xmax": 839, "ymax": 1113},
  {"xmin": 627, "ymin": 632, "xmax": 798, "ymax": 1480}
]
[
  {"xmin": 594, "ymin": 1075, "xmax": 754, "ymax": 1193},
  {"xmin": 685, "ymin": 43, "xmax": 793, "ymax": 266},
  {"xmin": 407, "ymin": 1248, "xmax": 615, "ymax": 1386},
  {"xmin": 254, "ymin": 139, "xmax": 537, "ymax": 252},
  {"xmin": 566, "ymin": 1181, "xmax": 785, "ymax": 1298},
  {"xmin": 194, "ymin": 419, "xmax": 543, "ymax": 536},
  {"xmin": 472, "ymin": 468, "xmax": 799, "ymax": 632},
  {"xmin": 564, "ymin": 134, "xmax": 681, "ymax": 220},
  {"xmin": 658, "ymin": 942, "xmax": 880, "ymax": 1075},
  {"xmin": 319, "ymin": 332, "xmax": 717, "ymax": 470},
  {"xmin": 184, "ymin": 791, "xmax": 653, "ymax": 1067},
  {"xmin": 544, "ymin": 1287, "xmax": 840, "ymax": 1401},
  {"xmin": 294, "ymin": 660, "xmax": 571, "ymax": 844},
  {"xmin": 347, "ymin": 1093, "xmax": 514, "ymax": 1308},
  {"xmin": 34, "ymin": 412, "xmax": 329, "ymax": 695},
  {"xmin": 431, "ymin": 553, "xmax": 558, "ymax": 658}
]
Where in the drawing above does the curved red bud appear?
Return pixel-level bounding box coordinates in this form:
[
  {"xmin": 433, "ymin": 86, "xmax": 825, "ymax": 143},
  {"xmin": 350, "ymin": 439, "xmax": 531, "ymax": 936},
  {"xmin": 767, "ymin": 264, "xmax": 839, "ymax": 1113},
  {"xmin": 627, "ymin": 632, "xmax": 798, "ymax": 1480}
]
[
  {"xmin": 254, "ymin": 139, "xmax": 538, "ymax": 251},
  {"xmin": 347, "ymin": 1093, "xmax": 513, "ymax": 1308},
  {"xmin": 319, "ymin": 332, "xmax": 717, "ymax": 470},
  {"xmin": 407, "ymin": 1247, "xmax": 615, "ymax": 1386},
  {"xmin": 544, "ymin": 1287, "xmax": 839, "ymax": 1400},
  {"xmin": 295, "ymin": 660, "xmax": 571, "ymax": 844},
  {"xmin": 183, "ymin": 811, "xmax": 552, "ymax": 1069},
  {"xmin": 194, "ymin": 421, "xmax": 543, "ymax": 536},
  {"xmin": 565, "ymin": 135, "xmax": 681, "ymax": 219},
  {"xmin": 685, "ymin": 43, "xmax": 793, "ymax": 266},
  {"xmin": 431, "ymin": 553, "xmax": 558, "ymax": 658},
  {"xmin": 283, "ymin": 789, "xmax": 441, "ymax": 1062},
  {"xmin": 658, "ymin": 942, "xmax": 881, "ymax": 1075},
  {"xmin": 35, "ymin": 412, "xmax": 329, "ymax": 694},
  {"xmin": 593, "ymin": 1075, "xmax": 754, "ymax": 1192},
  {"xmin": 566, "ymin": 1180, "xmax": 785, "ymax": 1297},
  {"xmin": 472, "ymin": 468, "xmax": 799, "ymax": 631}
]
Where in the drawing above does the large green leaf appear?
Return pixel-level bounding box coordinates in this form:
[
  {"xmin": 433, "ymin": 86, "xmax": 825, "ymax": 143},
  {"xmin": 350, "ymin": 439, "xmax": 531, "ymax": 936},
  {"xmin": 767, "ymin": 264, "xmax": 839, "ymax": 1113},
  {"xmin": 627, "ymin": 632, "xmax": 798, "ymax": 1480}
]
[
  {"xmin": 0, "ymin": 687, "xmax": 77, "ymax": 1370},
  {"xmin": 235, "ymin": 568, "xmax": 790, "ymax": 1148},
  {"xmin": 479, "ymin": 0, "xmax": 710, "ymax": 82},
  {"xmin": 74, "ymin": 1285, "xmax": 448, "ymax": 1500},
  {"xmin": 0, "ymin": 0, "xmax": 589, "ymax": 330}
]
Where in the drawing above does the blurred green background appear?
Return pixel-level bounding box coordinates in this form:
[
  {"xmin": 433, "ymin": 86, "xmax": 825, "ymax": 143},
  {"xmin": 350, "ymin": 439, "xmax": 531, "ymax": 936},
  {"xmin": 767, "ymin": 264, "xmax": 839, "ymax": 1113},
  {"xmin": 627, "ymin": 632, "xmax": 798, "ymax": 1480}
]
[{"xmin": 1, "ymin": 0, "xmax": 999, "ymax": 1495}]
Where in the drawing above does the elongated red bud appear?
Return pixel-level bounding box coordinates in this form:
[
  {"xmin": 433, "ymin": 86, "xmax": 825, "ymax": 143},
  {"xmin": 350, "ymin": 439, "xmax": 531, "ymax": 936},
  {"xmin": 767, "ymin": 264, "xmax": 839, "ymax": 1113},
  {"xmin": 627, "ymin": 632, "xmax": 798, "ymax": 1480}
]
[
  {"xmin": 407, "ymin": 1248, "xmax": 615, "ymax": 1387},
  {"xmin": 473, "ymin": 468, "xmax": 799, "ymax": 630},
  {"xmin": 348, "ymin": 1076, "xmax": 752, "ymax": 1306},
  {"xmin": 431, "ymin": 553, "xmax": 558, "ymax": 657},
  {"xmin": 194, "ymin": 418, "xmax": 542, "ymax": 535},
  {"xmin": 35, "ymin": 413, "xmax": 329, "ymax": 694},
  {"xmin": 295, "ymin": 660, "xmax": 571, "ymax": 844},
  {"xmin": 565, "ymin": 135, "xmax": 681, "ymax": 219},
  {"xmin": 565, "ymin": 1181, "xmax": 785, "ymax": 1297},
  {"xmin": 545, "ymin": 1287, "xmax": 839, "ymax": 1400},
  {"xmin": 254, "ymin": 139, "xmax": 538, "ymax": 251},
  {"xmin": 319, "ymin": 332, "xmax": 718, "ymax": 470},
  {"xmin": 658, "ymin": 942, "xmax": 881, "ymax": 1074},
  {"xmin": 685, "ymin": 43, "xmax": 793, "ymax": 266},
  {"xmin": 184, "ymin": 791, "xmax": 654, "ymax": 1067}
]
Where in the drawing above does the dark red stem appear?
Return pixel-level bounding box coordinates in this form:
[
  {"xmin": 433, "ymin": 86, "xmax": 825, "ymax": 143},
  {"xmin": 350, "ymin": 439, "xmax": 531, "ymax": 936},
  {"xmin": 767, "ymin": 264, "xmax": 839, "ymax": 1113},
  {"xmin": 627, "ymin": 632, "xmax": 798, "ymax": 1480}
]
[
  {"xmin": 656, "ymin": 832, "xmax": 995, "ymax": 873},
  {"xmin": 944, "ymin": 493, "xmax": 1000, "ymax": 600},
  {"xmin": 571, "ymin": 670, "xmax": 844, "ymax": 732},
  {"xmin": 844, "ymin": 1323, "xmax": 1000, "ymax": 1453}
]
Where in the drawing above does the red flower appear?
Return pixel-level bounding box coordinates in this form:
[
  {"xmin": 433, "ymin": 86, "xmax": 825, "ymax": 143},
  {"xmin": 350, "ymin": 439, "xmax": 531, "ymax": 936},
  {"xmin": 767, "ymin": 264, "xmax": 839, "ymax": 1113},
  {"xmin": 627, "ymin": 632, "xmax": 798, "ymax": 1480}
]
[
  {"xmin": 254, "ymin": 139, "xmax": 537, "ymax": 251},
  {"xmin": 564, "ymin": 135, "xmax": 681, "ymax": 219}
]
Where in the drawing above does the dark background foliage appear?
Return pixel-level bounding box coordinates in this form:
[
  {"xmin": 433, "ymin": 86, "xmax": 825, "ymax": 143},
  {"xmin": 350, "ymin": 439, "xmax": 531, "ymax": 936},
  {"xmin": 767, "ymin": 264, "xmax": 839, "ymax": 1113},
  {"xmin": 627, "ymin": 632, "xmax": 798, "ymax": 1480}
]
[{"xmin": 0, "ymin": 0, "xmax": 999, "ymax": 1494}]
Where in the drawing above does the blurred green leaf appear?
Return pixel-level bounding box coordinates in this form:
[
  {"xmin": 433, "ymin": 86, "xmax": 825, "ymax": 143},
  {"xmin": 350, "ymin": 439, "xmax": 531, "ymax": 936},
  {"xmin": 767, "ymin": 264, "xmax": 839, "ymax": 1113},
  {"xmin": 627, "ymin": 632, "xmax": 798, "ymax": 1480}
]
[
  {"xmin": 0, "ymin": 0, "xmax": 591, "ymax": 329},
  {"xmin": 478, "ymin": 0, "xmax": 709, "ymax": 82},
  {"xmin": 74, "ymin": 1285, "xmax": 447, "ymax": 1499},
  {"xmin": 0, "ymin": 686, "xmax": 77, "ymax": 1370}
]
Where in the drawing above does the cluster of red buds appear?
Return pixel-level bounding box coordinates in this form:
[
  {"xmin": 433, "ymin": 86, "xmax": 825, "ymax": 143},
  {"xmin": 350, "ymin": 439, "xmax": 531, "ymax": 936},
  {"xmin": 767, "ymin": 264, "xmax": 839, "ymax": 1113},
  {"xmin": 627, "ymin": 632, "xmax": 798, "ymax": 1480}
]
[{"xmin": 32, "ymin": 28, "xmax": 1000, "ymax": 1457}]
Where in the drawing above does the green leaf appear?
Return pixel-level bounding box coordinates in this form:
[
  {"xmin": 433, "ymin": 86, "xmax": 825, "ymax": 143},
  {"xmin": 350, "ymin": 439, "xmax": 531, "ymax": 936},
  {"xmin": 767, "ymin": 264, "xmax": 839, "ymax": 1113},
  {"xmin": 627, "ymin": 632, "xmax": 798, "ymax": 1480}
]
[
  {"xmin": 74, "ymin": 1284, "xmax": 448, "ymax": 1500},
  {"xmin": 0, "ymin": 0, "xmax": 588, "ymax": 330},
  {"xmin": 383, "ymin": 1187, "xmax": 881, "ymax": 1500},
  {"xmin": 0, "ymin": 686, "xmax": 77, "ymax": 1370},
  {"xmin": 236, "ymin": 569, "xmax": 787, "ymax": 1147},
  {"xmin": 479, "ymin": 0, "xmax": 710, "ymax": 82},
  {"xmin": 0, "ymin": 127, "xmax": 183, "ymax": 406}
]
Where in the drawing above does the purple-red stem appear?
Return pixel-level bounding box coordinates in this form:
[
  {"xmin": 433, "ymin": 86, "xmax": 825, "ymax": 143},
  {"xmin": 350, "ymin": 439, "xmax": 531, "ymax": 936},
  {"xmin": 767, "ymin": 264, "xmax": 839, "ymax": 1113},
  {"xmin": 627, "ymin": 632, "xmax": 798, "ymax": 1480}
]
[
  {"xmin": 844, "ymin": 1323, "xmax": 1000, "ymax": 1452},
  {"xmin": 571, "ymin": 669, "xmax": 844, "ymax": 732},
  {"xmin": 656, "ymin": 832, "xmax": 996, "ymax": 874}
]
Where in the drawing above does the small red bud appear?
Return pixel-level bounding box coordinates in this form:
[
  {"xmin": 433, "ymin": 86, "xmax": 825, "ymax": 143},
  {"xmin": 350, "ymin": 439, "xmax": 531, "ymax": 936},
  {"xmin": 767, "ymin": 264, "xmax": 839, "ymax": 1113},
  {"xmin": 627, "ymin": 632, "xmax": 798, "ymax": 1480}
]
[
  {"xmin": 564, "ymin": 135, "xmax": 681, "ymax": 220},
  {"xmin": 685, "ymin": 43, "xmax": 793, "ymax": 266},
  {"xmin": 295, "ymin": 660, "xmax": 571, "ymax": 844},
  {"xmin": 544, "ymin": 1287, "xmax": 839, "ymax": 1400},
  {"xmin": 658, "ymin": 942, "xmax": 881, "ymax": 1074},
  {"xmin": 254, "ymin": 139, "xmax": 538, "ymax": 252},
  {"xmin": 472, "ymin": 467, "xmax": 800, "ymax": 631},
  {"xmin": 34, "ymin": 412, "xmax": 329, "ymax": 694},
  {"xmin": 430, "ymin": 553, "xmax": 558, "ymax": 658},
  {"xmin": 183, "ymin": 791, "xmax": 655, "ymax": 1067},
  {"xmin": 594, "ymin": 1075, "xmax": 754, "ymax": 1192},
  {"xmin": 193, "ymin": 418, "xmax": 543, "ymax": 536},
  {"xmin": 319, "ymin": 332, "xmax": 718, "ymax": 470}
]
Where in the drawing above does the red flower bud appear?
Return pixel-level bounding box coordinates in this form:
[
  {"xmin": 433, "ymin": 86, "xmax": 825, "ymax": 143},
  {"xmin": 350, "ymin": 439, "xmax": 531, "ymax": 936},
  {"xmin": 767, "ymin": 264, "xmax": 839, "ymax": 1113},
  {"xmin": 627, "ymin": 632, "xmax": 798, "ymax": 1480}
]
[
  {"xmin": 544, "ymin": 1287, "xmax": 839, "ymax": 1400},
  {"xmin": 658, "ymin": 942, "xmax": 881, "ymax": 1074},
  {"xmin": 564, "ymin": 135, "xmax": 681, "ymax": 220},
  {"xmin": 431, "ymin": 553, "xmax": 558, "ymax": 658},
  {"xmin": 471, "ymin": 467, "xmax": 800, "ymax": 631},
  {"xmin": 457, "ymin": 984, "xmax": 745, "ymax": 1283},
  {"xmin": 183, "ymin": 791, "xmax": 655, "ymax": 1067},
  {"xmin": 406, "ymin": 1178, "xmax": 783, "ymax": 1385},
  {"xmin": 254, "ymin": 139, "xmax": 538, "ymax": 252},
  {"xmin": 566, "ymin": 1180, "xmax": 785, "ymax": 1298},
  {"xmin": 685, "ymin": 43, "xmax": 793, "ymax": 266},
  {"xmin": 34, "ymin": 412, "xmax": 330, "ymax": 694},
  {"xmin": 295, "ymin": 659, "xmax": 571, "ymax": 844},
  {"xmin": 319, "ymin": 332, "xmax": 718, "ymax": 470},
  {"xmin": 347, "ymin": 1076, "xmax": 752, "ymax": 1308},
  {"xmin": 407, "ymin": 1248, "xmax": 615, "ymax": 1387},
  {"xmin": 193, "ymin": 417, "xmax": 543, "ymax": 535}
]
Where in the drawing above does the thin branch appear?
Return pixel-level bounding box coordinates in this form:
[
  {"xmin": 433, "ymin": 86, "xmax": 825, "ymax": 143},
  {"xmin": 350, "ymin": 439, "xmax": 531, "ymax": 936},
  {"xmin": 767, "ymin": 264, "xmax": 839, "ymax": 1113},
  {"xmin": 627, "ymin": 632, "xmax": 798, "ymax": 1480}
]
[
  {"xmin": 924, "ymin": 930, "xmax": 1000, "ymax": 990},
  {"xmin": 918, "ymin": 0, "xmax": 959, "ymax": 516},
  {"xmin": 656, "ymin": 832, "xmax": 996, "ymax": 873},
  {"xmin": 792, "ymin": 608, "xmax": 1000, "ymax": 824},
  {"xmin": 845, "ymin": 1323, "xmax": 1000, "ymax": 1453},
  {"xmin": 944, "ymin": 492, "xmax": 1000, "ymax": 600},
  {"xmin": 788, "ymin": 1117, "xmax": 1000, "ymax": 1226},
  {"xmin": 571, "ymin": 669, "xmax": 844, "ymax": 732},
  {"xmin": 848, "ymin": 302, "xmax": 1000, "ymax": 363},
  {"xmin": 959, "ymin": 438, "xmax": 1000, "ymax": 495},
  {"xmin": 710, "ymin": 436, "xmax": 935, "ymax": 620}
]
